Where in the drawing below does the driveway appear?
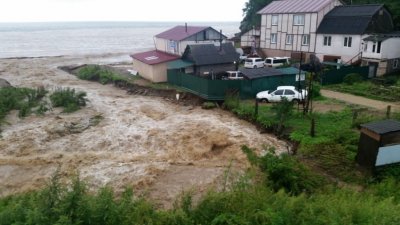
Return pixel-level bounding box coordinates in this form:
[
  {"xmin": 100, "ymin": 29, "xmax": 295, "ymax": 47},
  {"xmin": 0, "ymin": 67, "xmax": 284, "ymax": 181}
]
[{"xmin": 321, "ymin": 89, "xmax": 400, "ymax": 112}]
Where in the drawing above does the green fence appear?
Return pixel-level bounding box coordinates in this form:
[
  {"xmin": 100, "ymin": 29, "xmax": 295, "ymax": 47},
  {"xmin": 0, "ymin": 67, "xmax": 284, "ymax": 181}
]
[
  {"xmin": 168, "ymin": 70, "xmax": 242, "ymax": 100},
  {"xmin": 321, "ymin": 66, "xmax": 369, "ymax": 85},
  {"xmin": 168, "ymin": 69, "xmax": 305, "ymax": 101}
]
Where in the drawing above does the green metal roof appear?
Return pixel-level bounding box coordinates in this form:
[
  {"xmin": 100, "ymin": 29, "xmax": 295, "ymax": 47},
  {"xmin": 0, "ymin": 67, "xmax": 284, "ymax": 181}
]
[
  {"xmin": 167, "ymin": 60, "xmax": 194, "ymax": 69},
  {"xmin": 277, "ymin": 67, "xmax": 305, "ymax": 75}
]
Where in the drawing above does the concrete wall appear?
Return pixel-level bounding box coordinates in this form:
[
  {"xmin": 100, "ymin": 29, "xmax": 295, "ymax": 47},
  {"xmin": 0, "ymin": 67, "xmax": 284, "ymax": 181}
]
[
  {"xmin": 132, "ymin": 59, "xmax": 168, "ymax": 83},
  {"xmin": 316, "ymin": 34, "xmax": 364, "ymax": 62}
]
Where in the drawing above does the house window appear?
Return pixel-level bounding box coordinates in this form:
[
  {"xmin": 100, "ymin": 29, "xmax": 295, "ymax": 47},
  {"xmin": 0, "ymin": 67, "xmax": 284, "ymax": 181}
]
[
  {"xmin": 293, "ymin": 15, "xmax": 305, "ymax": 25},
  {"xmin": 344, "ymin": 36, "xmax": 352, "ymax": 47},
  {"xmin": 271, "ymin": 33, "xmax": 277, "ymax": 44},
  {"xmin": 302, "ymin": 34, "xmax": 310, "ymax": 46},
  {"xmin": 377, "ymin": 41, "xmax": 382, "ymax": 53},
  {"xmin": 372, "ymin": 42, "xmax": 376, "ymax": 52},
  {"xmin": 286, "ymin": 34, "xmax": 293, "ymax": 45},
  {"xmin": 394, "ymin": 59, "xmax": 399, "ymax": 69},
  {"xmin": 364, "ymin": 43, "xmax": 368, "ymax": 51},
  {"xmin": 169, "ymin": 40, "xmax": 177, "ymax": 53},
  {"xmin": 323, "ymin": 36, "xmax": 332, "ymax": 46},
  {"xmin": 272, "ymin": 15, "xmax": 279, "ymax": 25}
]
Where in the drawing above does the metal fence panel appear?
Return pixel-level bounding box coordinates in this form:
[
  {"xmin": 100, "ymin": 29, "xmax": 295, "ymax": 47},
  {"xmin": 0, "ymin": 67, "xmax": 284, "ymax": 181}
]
[{"xmin": 321, "ymin": 66, "xmax": 369, "ymax": 85}]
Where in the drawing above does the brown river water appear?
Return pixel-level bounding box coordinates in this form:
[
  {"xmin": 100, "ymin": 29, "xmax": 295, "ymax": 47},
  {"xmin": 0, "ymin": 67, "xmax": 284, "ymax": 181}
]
[{"xmin": 0, "ymin": 53, "xmax": 287, "ymax": 208}]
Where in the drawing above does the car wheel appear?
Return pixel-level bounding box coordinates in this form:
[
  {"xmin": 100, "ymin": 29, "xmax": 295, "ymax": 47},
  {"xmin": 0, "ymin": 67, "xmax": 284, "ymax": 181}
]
[
  {"xmin": 292, "ymin": 99, "xmax": 300, "ymax": 104},
  {"xmin": 261, "ymin": 98, "xmax": 269, "ymax": 103}
]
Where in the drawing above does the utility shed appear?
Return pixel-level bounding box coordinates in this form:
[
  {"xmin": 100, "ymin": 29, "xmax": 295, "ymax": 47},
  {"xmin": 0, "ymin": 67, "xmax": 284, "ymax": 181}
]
[
  {"xmin": 240, "ymin": 67, "xmax": 306, "ymax": 97},
  {"xmin": 356, "ymin": 120, "xmax": 400, "ymax": 169}
]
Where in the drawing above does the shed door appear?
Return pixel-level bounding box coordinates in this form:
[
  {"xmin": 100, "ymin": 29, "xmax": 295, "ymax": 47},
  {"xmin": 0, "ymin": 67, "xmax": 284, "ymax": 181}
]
[{"xmin": 368, "ymin": 62, "xmax": 378, "ymax": 78}]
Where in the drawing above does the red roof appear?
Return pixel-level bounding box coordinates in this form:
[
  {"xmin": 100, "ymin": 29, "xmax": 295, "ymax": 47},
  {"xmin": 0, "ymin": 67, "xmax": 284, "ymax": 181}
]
[
  {"xmin": 130, "ymin": 50, "xmax": 180, "ymax": 65},
  {"xmin": 155, "ymin": 25, "xmax": 209, "ymax": 41},
  {"xmin": 258, "ymin": 0, "xmax": 337, "ymax": 14}
]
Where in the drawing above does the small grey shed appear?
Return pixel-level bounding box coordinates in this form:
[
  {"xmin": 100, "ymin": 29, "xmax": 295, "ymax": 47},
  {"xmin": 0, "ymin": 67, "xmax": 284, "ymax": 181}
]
[{"xmin": 356, "ymin": 120, "xmax": 400, "ymax": 169}]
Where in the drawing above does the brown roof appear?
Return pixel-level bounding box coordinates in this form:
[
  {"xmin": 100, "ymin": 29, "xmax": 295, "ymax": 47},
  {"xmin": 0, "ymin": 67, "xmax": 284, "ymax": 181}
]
[
  {"xmin": 155, "ymin": 25, "xmax": 209, "ymax": 41},
  {"xmin": 130, "ymin": 50, "xmax": 180, "ymax": 65},
  {"xmin": 258, "ymin": 0, "xmax": 337, "ymax": 14}
]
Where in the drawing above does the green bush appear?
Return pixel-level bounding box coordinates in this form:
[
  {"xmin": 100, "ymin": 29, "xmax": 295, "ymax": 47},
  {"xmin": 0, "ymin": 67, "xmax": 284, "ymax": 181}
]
[
  {"xmin": 343, "ymin": 73, "xmax": 363, "ymax": 85},
  {"xmin": 77, "ymin": 65, "xmax": 101, "ymax": 81},
  {"xmin": 50, "ymin": 88, "xmax": 87, "ymax": 113},
  {"xmin": 0, "ymin": 87, "xmax": 48, "ymax": 121},
  {"xmin": 242, "ymin": 146, "xmax": 325, "ymax": 195},
  {"xmin": 223, "ymin": 92, "xmax": 240, "ymax": 110},
  {"xmin": 77, "ymin": 65, "xmax": 127, "ymax": 85}
]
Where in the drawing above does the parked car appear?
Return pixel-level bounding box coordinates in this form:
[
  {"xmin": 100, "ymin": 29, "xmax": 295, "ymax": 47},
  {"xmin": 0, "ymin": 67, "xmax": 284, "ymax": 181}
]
[
  {"xmin": 244, "ymin": 58, "xmax": 264, "ymax": 69},
  {"xmin": 222, "ymin": 71, "xmax": 244, "ymax": 80},
  {"xmin": 239, "ymin": 54, "xmax": 248, "ymax": 62},
  {"xmin": 264, "ymin": 57, "xmax": 290, "ymax": 67},
  {"xmin": 256, "ymin": 86, "xmax": 307, "ymax": 103}
]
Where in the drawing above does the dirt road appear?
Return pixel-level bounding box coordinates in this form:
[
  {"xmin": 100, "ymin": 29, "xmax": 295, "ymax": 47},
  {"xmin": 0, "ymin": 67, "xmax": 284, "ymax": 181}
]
[
  {"xmin": 0, "ymin": 54, "xmax": 287, "ymax": 208},
  {"xmin": 321, "ymin": 89, "xmax": 400, "ymax": 112}
]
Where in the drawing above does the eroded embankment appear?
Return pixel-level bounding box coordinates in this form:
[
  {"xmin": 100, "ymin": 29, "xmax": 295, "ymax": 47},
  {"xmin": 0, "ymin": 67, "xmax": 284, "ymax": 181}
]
[{"xmin": 0, "ymin": 54, "xmax": 287, "ymax": 208}]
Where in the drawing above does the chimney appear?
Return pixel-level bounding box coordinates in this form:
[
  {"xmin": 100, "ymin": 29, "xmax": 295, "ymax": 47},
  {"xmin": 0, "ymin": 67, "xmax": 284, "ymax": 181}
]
[{"xmin": 185, "ymin": 23, "xmax": 187, "ymax": 33}]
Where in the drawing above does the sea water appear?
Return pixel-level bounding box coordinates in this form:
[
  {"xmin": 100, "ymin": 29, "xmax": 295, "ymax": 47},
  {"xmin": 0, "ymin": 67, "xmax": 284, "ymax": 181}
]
[{"xmin": 0, "ymin": 21, "xmax": 239, "ymax": 59}]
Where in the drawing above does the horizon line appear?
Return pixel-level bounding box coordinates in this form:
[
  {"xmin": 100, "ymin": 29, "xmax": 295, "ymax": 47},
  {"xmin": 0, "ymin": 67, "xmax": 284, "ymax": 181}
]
[{"xmin": 0, "ymin": 20, "xmax": 241, "ymax": 24}]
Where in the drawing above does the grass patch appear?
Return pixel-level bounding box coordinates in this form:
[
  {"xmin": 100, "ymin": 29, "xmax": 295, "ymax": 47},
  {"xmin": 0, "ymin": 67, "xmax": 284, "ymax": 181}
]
[
  {"xmin": 50, "ymin": 88, "xmax": 87, "ymax": 113},
  {"xmin": 326, "ymin": 75, "xmax": 400, "ymax": 102},
  {"xmin": 2, "ymin": 173, "xmax": 400, "ymax": 225},
  {"xmin": 77, "ymin": 65, "xmax": 130, "ymax": 85},
  {"xmin": 0, "ymin": 87, "xmax": 48, "ymax": 123}
]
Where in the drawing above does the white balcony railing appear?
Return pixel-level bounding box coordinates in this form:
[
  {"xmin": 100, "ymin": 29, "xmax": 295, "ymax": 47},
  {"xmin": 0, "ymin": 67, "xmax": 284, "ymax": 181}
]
[{"xmin": 362, "ymin": 51, "xmax": 382, "ymax": 59}]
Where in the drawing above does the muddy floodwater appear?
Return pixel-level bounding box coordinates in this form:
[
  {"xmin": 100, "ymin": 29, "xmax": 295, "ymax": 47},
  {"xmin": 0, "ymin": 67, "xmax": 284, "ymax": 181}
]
[{"xmin": 0, "ymin": 54, "xmax": 287, "ymax": 208}]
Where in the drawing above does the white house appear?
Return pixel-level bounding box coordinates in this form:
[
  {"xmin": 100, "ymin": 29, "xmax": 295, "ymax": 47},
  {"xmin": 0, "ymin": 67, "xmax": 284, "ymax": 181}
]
[
  {"xmin": 257, "ymin": 0, "xmax": 342, "ymax": 59},
  {"xmin": 362, "ymin": 32, "xmax": 400, "ymax": 76},
  {"xmin": 316, "ymin": 5, "xmax": 394, "ymax": 65},
  {"xmin": 240, "ymin": 28, "xmax": 261, "ymax": 49},
  {"xmin": 154, "ymin": 25, "xmax": 227, "ymax": 56}
]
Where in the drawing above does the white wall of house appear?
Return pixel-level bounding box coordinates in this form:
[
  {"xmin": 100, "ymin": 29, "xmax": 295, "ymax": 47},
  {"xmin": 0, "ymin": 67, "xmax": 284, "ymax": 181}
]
[
  {"xmin": 241, "ymin": 29, "xmax": 261, "ymax": 47},
  {"xmin": 381, "ymin": 38, "xmax": 400, "ymax": 59},
  {"xmin": 316, "ymin": 34, "xmax": 364, "ymax": 62},
  {"xmin": 259, "ymin": 0, "xmax": 342, "ymax": 57},
  {"xmin": 363, "ymin": 38, "xmax": 400, "ymax": 60},
  {"xmin": 132, "ymin": 59, "xmax": 168, "ymax": 83},
  {"xmin": 155, "ymin": 37, "xmax": 225, "ymax": 56}
]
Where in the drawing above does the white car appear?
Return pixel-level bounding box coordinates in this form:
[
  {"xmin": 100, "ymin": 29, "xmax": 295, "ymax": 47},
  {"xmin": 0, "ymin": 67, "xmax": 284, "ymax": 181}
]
[
  {"xmin": 264, "ymin": 57, "xmax": 290, "ymax": 67},
  {"xmin": 244, "ymin": 58, "xmax": 264, "ymax": 69},
  {"xmin": 223, "ymin": 71, "xmax": 244, "ymax": 80},
  {"xmin": 256, "ymin": 86, "xmax": 307, "ymax": 103}
]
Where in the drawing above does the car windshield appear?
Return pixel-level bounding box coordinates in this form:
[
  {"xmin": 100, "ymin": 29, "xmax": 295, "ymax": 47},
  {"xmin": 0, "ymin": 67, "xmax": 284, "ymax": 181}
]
[{"xmin": 245, "ymin": 59, "xmax": 253, "ymax": 63}]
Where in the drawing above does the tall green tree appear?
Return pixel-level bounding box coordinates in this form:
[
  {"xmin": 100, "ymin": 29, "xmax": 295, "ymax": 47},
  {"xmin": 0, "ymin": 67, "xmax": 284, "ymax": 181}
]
[{"xmin": 240, "ymin": 0, "xmax": 272, "ymax": 33}]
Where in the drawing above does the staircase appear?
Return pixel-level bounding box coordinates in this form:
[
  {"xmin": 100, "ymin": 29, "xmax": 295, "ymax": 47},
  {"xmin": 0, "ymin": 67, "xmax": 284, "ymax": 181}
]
[{"xmin": 344, "ymin": 52, "xmax": 363, "ymax": 66}]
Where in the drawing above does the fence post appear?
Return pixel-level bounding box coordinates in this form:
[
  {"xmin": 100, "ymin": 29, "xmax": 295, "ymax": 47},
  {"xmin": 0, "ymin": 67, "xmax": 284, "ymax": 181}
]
[
  {"xmin": 352, "ymin": 110, "xmax": 359, "ymax": 127},
  {"xmin": 387, "ymin": 105, "xmax": 392, "ymax": 119},
  {"xmin": 254, "ymin": 99, "xmax": 259, "ymax": 118},
  {"xmin": 310, "ymin": 117, "xmax": 315, "ymax": 137}
]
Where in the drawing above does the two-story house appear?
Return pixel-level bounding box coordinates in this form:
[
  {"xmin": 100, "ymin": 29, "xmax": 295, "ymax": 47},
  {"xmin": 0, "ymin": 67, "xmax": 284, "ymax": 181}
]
[
  {"xmin": 315, "ymin": 4, "xmax": 393, "ymax": 64},
  {"xmin": 132, "ymin": 25, "xmax": 229, "ymax": 83},
  {"xmin": 257, "ymin": 0, "xmax": 342, "ymax": 60},
  {"xmin": 154, "ymin": 25, "xmax": 227, "ymax": 56}
]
